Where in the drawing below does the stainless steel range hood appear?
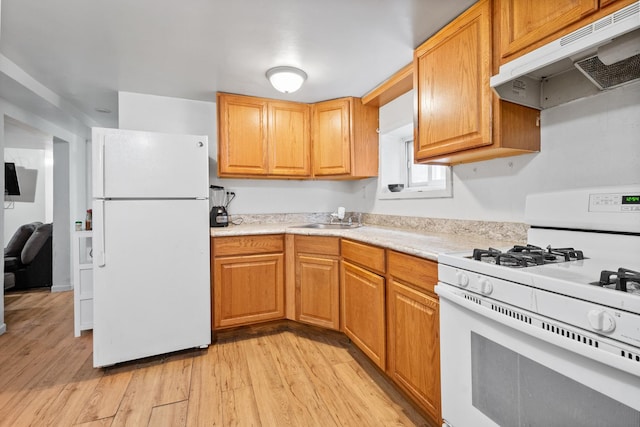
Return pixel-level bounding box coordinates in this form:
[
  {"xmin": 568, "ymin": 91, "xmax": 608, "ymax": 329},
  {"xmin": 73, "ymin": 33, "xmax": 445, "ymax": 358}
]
[{"xmin": 491, "ymin": 1, "xmax": 640, "ymax": 110}]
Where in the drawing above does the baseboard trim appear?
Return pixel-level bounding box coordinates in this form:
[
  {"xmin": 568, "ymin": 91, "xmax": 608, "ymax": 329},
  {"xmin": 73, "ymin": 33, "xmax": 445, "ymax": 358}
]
[
  {"xmin": 51, "ymin": 284, "xmax": 72, "ymax": 293},
  {"xmin": 0, "ymin": 323, "xmax": 6, "ymax": 335}
]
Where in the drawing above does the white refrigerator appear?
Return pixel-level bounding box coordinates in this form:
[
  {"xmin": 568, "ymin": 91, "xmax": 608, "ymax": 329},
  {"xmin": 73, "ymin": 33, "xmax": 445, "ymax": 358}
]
[{"xmin": 91, "ymin": 127, "xmax": 211, "ymax": 367}]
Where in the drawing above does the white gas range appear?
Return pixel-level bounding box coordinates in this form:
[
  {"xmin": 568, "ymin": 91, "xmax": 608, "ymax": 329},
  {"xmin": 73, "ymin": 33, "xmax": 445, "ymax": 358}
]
[{"xmin": 436, "ymin": 185, "xmax": 640, "ymax": 427}]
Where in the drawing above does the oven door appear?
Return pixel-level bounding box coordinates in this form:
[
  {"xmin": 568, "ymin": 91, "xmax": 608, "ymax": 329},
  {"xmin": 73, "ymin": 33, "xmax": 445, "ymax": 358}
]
[{"xmin": 437, "ymin": 283, "xmax": 640, "ymax": 427}]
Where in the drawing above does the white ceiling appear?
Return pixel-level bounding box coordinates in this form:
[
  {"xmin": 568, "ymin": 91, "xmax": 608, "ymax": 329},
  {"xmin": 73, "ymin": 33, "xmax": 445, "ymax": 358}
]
[{"xmin": 0, "ymin": 0, "xmax": 475, "ymax": 129}]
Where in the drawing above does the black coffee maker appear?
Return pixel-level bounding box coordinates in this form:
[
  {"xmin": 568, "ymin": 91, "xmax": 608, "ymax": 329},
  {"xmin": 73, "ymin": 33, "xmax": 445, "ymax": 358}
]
[{"xmin": 210, "ymin": 185, "xmax": 235, "ymax": 227}]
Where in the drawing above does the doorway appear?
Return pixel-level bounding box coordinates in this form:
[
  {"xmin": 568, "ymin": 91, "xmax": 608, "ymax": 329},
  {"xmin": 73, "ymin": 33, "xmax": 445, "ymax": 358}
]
[{"xmin": 2, "ymin": 116, "xmax": 71, "ymax": 292}]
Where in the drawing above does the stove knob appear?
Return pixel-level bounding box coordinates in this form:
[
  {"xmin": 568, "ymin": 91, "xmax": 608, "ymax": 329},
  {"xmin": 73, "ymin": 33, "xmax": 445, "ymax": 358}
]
[
  {"xmin": 587, "ymin": 309, "xmax": 616, "ymax": 333},
  {"xmin": 456, "ymin": 271, "xmax": 469, "ymax": 288},
  {"xmin": 479, "ymin": 278, "xmax": 493, "ymax": 295}
]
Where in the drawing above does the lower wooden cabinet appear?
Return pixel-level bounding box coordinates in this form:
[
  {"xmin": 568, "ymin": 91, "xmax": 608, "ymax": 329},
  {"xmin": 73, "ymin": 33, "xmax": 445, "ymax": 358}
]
[
  {"xmin": 341, "ymin": 240, "xmax": 386, "ymax": 370},
  {"xmin": 387, "ymin": 250, "xmax": 441, "ymax": 426},
  {"xmin": 295, "ymin": 236, "xmax": 340, "ymax": 330},
  {"xmin": 212, "ymin": 235, "xmax": 285, "ymax": 329}
]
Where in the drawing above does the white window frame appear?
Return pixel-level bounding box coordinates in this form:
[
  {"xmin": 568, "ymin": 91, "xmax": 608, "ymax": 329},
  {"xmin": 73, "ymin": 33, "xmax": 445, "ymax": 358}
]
[{"xmin": 378, "ymin": 132, "xmax": 452, "ymax": 200}]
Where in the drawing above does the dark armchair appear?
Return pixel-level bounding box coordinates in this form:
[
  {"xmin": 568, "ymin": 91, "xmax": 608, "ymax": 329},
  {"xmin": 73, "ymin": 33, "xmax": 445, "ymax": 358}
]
[{"xmin": 4, "ymin": 222, "xmax": 52, "ymax": 290}]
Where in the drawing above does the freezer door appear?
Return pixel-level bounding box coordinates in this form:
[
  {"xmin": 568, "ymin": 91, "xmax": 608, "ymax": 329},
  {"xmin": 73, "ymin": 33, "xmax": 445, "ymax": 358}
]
[
  {"xmin": 92, "ymin": 198, "xmax": 211, "ymax": 367},
  {"xmin": 92, "ymin": 127, "xmax": 209, "ymax": 199}
]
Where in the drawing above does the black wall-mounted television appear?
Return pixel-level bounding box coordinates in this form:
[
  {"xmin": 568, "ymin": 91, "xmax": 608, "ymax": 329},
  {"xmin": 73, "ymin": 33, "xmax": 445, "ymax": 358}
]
[{"xmin": 5, "ymin": 162, "xmax": 21, "ymax": 196}]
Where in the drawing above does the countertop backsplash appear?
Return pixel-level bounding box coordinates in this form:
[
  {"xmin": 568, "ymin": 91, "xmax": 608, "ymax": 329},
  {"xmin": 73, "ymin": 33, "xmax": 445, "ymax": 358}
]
[{"xmin": 229, "ymin": 212, "xmax": 528, "ymax": 243}]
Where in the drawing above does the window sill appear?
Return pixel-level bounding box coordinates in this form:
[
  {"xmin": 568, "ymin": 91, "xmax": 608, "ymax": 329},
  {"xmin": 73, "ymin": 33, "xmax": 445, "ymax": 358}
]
[{"xmin": 377, "ymin": 186, "xmax": 452, "ymax": 200}]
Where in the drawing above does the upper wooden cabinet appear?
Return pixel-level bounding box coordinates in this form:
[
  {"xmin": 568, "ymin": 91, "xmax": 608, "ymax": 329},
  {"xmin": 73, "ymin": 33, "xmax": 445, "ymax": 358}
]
[
  {"xmin": 217, "ymin": 93, "xmax": 378, "ymax": 179},
  {"xmin": 312, "ymin": 97, "xmax": 379, "ymax": 178},
  {"xmin": 268, "ymin": 101, "xmax": 311, "ymax": 176},
  {"xmin": 217, "ymin": 93, "xmax": 268, "ymax": 176},
  {"xmin": 414, "ymin": 0, "xmax": 540, "ymax": 165},
  {"xmin": 497, "ymin": 0, "xmax": 636, "ymax": 64},
  {"xmin": 217, "ymin": 93, "xmax": 311, "ymax": 178}
]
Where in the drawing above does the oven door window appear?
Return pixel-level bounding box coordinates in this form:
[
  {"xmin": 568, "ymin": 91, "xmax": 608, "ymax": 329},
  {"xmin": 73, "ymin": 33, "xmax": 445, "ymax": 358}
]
[{"xmin": 471, "ymin": 333, "xmax": 639, "ymax": 426}]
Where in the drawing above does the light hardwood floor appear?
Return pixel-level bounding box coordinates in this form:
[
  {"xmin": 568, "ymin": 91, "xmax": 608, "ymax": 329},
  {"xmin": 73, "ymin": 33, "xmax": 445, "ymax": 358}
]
[{"xmin": 0, "ymin": 290, "xmax": 430, "ymax": 426}]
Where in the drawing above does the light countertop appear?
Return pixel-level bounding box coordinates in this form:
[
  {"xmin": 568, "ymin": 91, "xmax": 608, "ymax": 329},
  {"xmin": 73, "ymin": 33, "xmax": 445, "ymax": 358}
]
[{"xmin": 210, "ymin": 223, "xmax": 522, "ymax": 262}]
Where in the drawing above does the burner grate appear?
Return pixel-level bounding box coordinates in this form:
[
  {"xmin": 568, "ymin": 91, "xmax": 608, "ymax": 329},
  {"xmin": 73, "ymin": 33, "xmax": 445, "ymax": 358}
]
[
  {"xmin": 471, "ymin": 244, "xmax": 586, "ymax": 267},
  {"xmin": 598, "ymin": 268, "xmax": 640, "ymax": 294}
]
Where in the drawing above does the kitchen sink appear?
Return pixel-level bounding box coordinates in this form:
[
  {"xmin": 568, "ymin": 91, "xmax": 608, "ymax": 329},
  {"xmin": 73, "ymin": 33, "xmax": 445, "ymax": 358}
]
[{"xmin": 294, "ymin": 223, "xmax": 362, "ymax": 229}]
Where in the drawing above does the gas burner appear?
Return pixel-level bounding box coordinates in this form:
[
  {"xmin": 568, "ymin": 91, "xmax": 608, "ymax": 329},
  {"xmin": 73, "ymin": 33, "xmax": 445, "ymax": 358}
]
[
  {"xmin": 472, "ymin": 248, "xmax": 502, "ymax": 262},
  {"xmin": 471, "ymin": 245, "xmax": 585, "ymax": 267},
  {"xmin": 546, "ymin": 246, "xmax": 584, "ymax": 262},
  {"xmin": 597, "ymin": 268, "xmax": 640, "ymax": 294}
]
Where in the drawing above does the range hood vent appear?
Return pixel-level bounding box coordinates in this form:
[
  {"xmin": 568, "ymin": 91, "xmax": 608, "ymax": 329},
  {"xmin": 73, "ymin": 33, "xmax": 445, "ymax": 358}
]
[
  {"xmin": 491, "ymin": 1, "xmax": 640, "ymax": 110},
  {"xmin": 574, "ymin": 53, "xmax": 640, "ymax": 89}
]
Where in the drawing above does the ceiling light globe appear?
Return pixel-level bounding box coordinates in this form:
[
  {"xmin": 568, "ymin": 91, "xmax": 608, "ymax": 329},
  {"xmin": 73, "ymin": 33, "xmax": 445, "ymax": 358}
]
[{"xmin": 266, "ymin": 66, "xmax": 307, "ymax": 93}]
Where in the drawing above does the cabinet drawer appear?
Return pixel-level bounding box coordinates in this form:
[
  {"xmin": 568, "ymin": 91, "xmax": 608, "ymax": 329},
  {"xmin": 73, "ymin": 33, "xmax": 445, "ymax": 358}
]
[
  {"xmin": 213, "ymin": 234, "xmax": 284, "ymax": 257},
  {"xmin": 295, "ymin": 235, "xmax": 340, "ymax": 256},
  {"xmin": 387, "ymin": 250, "xmax": 438, "ymax": 295},
  {"xmin": 341, "ymin": 239, "xmax": 385, "ymax": 275}
]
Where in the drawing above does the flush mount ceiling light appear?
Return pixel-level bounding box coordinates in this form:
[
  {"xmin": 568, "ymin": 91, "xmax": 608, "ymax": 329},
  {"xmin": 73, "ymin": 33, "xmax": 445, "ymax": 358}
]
[{"xmin": 266, "ymin": 66, "xmax": 307, "ymax": 93}]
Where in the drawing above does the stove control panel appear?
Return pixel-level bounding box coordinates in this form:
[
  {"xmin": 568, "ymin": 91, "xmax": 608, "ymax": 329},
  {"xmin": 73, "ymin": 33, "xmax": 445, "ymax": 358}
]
[{"xmin": 590, "ymin": 192, "xmax": 640, "ymax": 213}]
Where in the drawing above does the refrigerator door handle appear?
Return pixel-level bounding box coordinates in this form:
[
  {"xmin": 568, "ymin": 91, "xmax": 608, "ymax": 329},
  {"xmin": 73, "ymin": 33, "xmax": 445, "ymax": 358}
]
[{"xmin": 97, "ymin": 200, "xmax": 106, "ymax": 267}]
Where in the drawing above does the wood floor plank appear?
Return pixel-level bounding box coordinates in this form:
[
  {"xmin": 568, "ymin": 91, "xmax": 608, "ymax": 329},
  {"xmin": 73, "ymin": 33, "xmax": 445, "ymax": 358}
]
[
  {"xmin": 214, "ymin": 338, "xmax": 252, "ymax": 391},
  {"xmin": 151, "ymin": 353, "xmax": 194, "ymax": 406},
  {"xmin": 252, "ymin": 385, "xmax": 296, "ymax": 426},
  {"xmin": 283, "ymin": 334, "xmax": 377, "ymax": 426},
  {"xmin": 280, "ymin": 372, "xmax": 340, "ymax": 427},
  {"xmin": 110, "ymin": 361, "xmax": 166, "ymax": 427},
  {"xmin": 29, "ymin": 350, "xmax": 104, "ymax": 426},
  {"xmin": 0, "ymin": 304, "xmax": 75, "ymax": 395},
  {"xmin": 0, "ymin": 328, "xmax": 95, "ymax": 426},
  {"xmin": 185, "ymin": 347, "xmax": 224, "ymax": 426},
  {"xmin": 221, "ymin": 386, "xmax": 261, "ymax": 426},
  {"xmin": 304, "ymin": 327, "xmax": 355, "ymax": 365},
  {"xmin": 348, "ymin": 354, "xmax": 429, "ymax": 425},
  {"xmin": 148, "ymin": 401, "xmax": 188, "ymax": 427},
  {"xmin": 261, "ymin": 330, "xmax": 310, "ymax": 384},
  {"xmin": 0, "ymin": 292, "xmax": 429, "ymax": 427},
  {"xmin": 334, "ymin": 360, "xmax": 428, "ymax": 426},
  {"xmin": 240, "ymin": 333, "xmax": 284, "ymax": 389},
  {"xmin": 74, "ymin": 417, "xmax": 114, "ymax": 427},
  {"xmin": 74, "ymin": 366, "xmax": 134, "ymax": 424}
]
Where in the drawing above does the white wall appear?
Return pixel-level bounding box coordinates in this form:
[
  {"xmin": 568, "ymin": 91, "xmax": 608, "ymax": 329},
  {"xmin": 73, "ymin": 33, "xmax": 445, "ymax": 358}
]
[
  {"xmin": 118, "ymin": 91, "xmax": 366, "ymax": 215},
  {"xmin": 365, "ymin": 83, "xmax": 640, "ymax": 222},
  {"xmin": 52, "ymin": 138, "xmax": 71, "ymax": 292},
  {"xmin": 3, "ymin": 147, "xmax": 53, "ymax": 242}
]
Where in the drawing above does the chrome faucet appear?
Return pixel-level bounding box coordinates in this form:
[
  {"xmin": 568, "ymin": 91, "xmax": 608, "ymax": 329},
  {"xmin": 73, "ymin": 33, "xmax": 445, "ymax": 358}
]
[{"xmin": 329, "ymin": 209, "xmax": 362, "ymax": 227}]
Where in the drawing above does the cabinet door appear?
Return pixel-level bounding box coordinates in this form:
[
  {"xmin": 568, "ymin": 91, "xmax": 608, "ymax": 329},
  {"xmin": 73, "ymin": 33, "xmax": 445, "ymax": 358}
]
[
  {"xmin": 269, "ymin": 101, "xmax": 311, "ymax": 176},
  {"xmin": 296, "ymin": 254, "xmax": 340, "ymax": 330},
  {"xmin": 414, "ymin": 0, "xmax": 492, "ymax": 161},
  {"xmin": 217, "ymin": 94, "xmax": 268, "ymax": 176},
  {"xmin": 499, "ymin": 0, "xmax": 598, "ymax": 60},
  {"xmin": 213, "ymin": 253, "xmax": 284, "ymax": 328},
  {"xmin": 341, "ymin": 260, "xmax": 386, "ymax": 369},
  {"xmin": 312, "ymin": 98, "xmax": 351, "ymax": 176},
  {"xmin": 387, "ymin": 279, "xmax": 441, "ymax": 426}
]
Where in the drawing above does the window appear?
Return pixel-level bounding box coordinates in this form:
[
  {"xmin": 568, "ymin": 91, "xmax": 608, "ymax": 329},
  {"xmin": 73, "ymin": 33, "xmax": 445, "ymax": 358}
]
[{"xmin": 378, "ymin": 124, "xmax": 452, "ymax": 199}]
